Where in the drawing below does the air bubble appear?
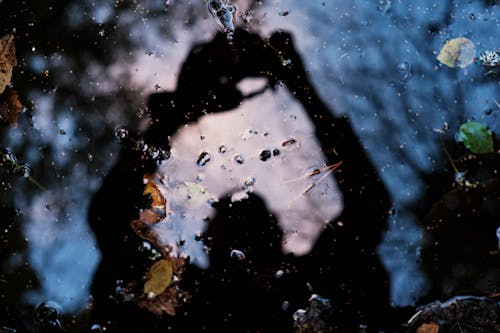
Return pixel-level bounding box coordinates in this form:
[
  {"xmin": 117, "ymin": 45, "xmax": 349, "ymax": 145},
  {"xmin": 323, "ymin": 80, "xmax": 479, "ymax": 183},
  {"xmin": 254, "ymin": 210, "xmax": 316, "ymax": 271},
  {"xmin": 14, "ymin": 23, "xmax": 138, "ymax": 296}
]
[
  {"xmin": 15, "ymin": 163, "xmax": 32, "ymax": 178},
  {"xmin": 114, "ymin": 127, "xmax": 128, "ymax": 141},
  {"xmin": 242, "ymin": 176, "xmax": 256, "ymax": 190},
  {"xmin": 33, "ymin": 302, "xmax": 62, "ymax": 333},
  {"xmin": 230, "ymin": 249, "xmax": 245, "ymax": 261},
  {"xmin": 135, "ymin": 140, "xmax": 147, "ymax": 152}
]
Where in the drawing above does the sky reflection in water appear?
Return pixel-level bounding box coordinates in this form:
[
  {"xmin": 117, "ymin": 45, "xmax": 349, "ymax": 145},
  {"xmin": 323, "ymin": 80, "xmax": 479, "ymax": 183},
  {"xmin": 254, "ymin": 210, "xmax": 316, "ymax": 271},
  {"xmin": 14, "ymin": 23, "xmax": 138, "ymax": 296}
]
[{"xmin": 3, "ymin": 0, "xmax": 498, "ymax": 313}]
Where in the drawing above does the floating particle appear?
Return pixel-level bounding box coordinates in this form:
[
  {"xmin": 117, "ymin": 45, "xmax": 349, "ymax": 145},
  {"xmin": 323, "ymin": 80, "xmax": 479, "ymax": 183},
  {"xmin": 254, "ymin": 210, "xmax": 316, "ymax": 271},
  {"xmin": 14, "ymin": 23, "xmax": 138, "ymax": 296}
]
[
  {"xmin": 279, "ymin": 10, "xmax": 290, "ymax": 16},
  {"xmin": 275, "ymin": 270, "xmax": 284, "ymax": 278},
  {"xmin": 478, "ymin": 49, "xmax": 499, "ymax": 67},
  {"xmin": 218, "ymin": 145, "xmax": 227, "ymax": 153},
  {"xmin": 272, "ymin": 149, "xmax": 280, "ymax": 156},
  {"xmin": 230, "ymin": 249, "xmax": 245, "ymax": 261},
  {"xmin": 397, "ymin": 61, "xmax": 411, "ymax": 82},
  {"xmin": 260, "ymin": 149, "xmax": 272, "ymax": 161},
  {"xmin": 437, "ymin": 37, "xmax": 476, "ymax": 68}
]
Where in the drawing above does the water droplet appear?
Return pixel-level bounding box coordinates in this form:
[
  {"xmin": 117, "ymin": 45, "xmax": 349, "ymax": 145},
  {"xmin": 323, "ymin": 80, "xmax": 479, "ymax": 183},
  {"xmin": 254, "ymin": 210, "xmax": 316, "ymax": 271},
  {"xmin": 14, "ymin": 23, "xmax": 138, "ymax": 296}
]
[
  {"xmin": 397, "ymin": 61, "xmax": 410, "ymax": 82},
  {"xmin": 164, "ymin": 0, "xmax": 174, "ymax": 7},
  {"xmin": 230, "ymin": 249, "xmax": 245, "ymax": 260},
  {"xmin": 239, "ymin": 10, "xmax": 254, "ymax": 24},
  {"xmin": 260, "ymin": 150, "xmax": 272, "ymax": 161},
  {"xmin": 234, "ymin": 154, "xmax": 245, "ymax": 164},
  {"xmin": 281, "ymin": 138, "xmax": 299, "ymax": 150},
  {"xmin": 114, "ymin": 127, "xmax": 128, "ymax": 141},
  {"xmin": 33, "ymin": 302, "xmax": 62, "ymax": 333},
  {"xmin": 272, "ymin": 149, "xmax": 281, "ymax": 156},
  {"xmin": 90, "ymin": 324, "xmax": 104, "ymax": 332},
  {"xmin": 15, "ymin": 163, "xmax": 32, "ymax": 178},
  {"xmin": 59, "ymin": 129, "xmax": 66, "ymax": 135},
  {"xmin": 218, "ymin": 145, "xmax": 227, "ymax": 154},
  {"xmin": 469, "ymin": 13, "xmax": 475, "ymax": 20},
  {"xmin": 197, "ymin": 152, "xmax": 211, "ymax": 167},
  {"xmin": 242, "ymin": 176, "xmax": 256, "ymax": 190},
  {"xmin": 87, "ymin": 153, "xmax": 94, "ymax": 161}
]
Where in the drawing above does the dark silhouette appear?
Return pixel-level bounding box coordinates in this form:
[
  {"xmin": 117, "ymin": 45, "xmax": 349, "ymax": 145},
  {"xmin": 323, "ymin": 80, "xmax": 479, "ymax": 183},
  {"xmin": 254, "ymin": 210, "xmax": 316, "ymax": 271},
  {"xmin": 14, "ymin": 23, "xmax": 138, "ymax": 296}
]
[{"xmin": 88, "ymin": 29, "xmax": 409, "ymax": 332}]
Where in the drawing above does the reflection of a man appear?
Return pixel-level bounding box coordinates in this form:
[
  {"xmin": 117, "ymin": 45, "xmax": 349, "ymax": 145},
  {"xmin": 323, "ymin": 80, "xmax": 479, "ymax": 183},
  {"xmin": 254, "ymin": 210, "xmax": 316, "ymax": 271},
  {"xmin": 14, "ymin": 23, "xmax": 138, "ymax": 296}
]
[{"xmin": 90, "ymin": 29, "xmax": 407, "ymax": 332}]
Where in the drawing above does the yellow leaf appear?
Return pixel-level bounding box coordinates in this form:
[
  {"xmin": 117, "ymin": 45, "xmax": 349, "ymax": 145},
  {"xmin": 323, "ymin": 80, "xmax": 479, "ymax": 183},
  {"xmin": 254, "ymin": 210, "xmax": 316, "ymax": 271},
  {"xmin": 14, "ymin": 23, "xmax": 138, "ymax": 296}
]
[
  {"xmin": 437, "ymin": 37, "xmax": 476, "ymax": 68},
  {"xmin": 144, "ymin": 259, "xmax": 173, "ymax": 297},
  {"xmin": 0, "ymin": 34, "xmax": 17, "ymax": 94}
]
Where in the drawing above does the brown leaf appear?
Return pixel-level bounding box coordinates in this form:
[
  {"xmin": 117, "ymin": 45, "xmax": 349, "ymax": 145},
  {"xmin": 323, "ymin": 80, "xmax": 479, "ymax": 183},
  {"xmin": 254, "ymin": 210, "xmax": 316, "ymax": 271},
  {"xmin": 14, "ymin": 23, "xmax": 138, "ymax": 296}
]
[
  {"xmin": 143, "ymin": 174, "xmax": 167, "ymax": 216},
  {"xmin": 417, "ymin": 322, "xmax": 439, "ymax": 333},
  {"xmin": 0, "ymin": 34, "xmax": 17, "ymax": 94},
  {"xmin": 1, "ymin": 88, "xmax": 23, "ymax": 129}
]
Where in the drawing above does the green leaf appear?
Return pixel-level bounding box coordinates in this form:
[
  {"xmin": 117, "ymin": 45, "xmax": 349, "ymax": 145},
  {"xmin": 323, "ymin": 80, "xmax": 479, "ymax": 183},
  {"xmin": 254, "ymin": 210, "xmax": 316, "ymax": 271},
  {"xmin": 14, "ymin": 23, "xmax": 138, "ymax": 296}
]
[{"xmin": 459, "ymin": 122, "xmax": 494, "ymax": 154}]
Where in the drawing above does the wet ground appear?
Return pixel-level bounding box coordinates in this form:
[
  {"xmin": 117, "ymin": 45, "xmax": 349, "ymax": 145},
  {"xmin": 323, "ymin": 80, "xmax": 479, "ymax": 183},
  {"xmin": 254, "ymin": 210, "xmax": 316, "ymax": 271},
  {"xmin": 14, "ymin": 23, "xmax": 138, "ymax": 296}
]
[{"xmin": 0, "ymin": 1, "xmax": 499, "ymax": 332}]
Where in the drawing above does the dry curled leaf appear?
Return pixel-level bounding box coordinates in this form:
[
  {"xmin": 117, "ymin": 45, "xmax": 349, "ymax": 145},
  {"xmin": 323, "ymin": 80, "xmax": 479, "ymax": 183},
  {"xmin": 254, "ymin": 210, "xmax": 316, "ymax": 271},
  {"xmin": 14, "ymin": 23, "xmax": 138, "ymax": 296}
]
[
  {"xmin": 0, "ymin": 34, "xmax": 17, "ymax": 94},
  {"xmin": 1, "ymin": 88, "xmax": 23, "ymax": 129},
  {"xmin": 143, "ymin": 173, "xmax": 167, "ymax": 216}
]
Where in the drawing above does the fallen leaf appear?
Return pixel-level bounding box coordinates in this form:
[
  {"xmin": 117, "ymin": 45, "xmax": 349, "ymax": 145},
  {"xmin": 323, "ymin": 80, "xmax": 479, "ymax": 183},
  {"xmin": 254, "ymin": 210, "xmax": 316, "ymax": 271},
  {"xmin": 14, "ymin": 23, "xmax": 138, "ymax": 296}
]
[
  {"xmin": 143, "ymin": 174, "xmax": 167, "ymax": 216},
  {"xmin": 1, "ymin": 88, "xmax": 23, "ymax": 129},
  {"xmin": 416, "ymin": 322, "xmax": 439, "ymax": 333},
  {"xmin": 0, "ymin": 34, "xmax": 17, "ymax": 94},
  {"xmin": 459, "ymin": 121, "xmax": 494, "ymax": 154},
  {"xmin": 144, "ymin": 259, "xmax": 173, "ymax": 297},
  {"xmin": 437, "ymin": 37, "xmax": 476, "ymax": 68}
]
